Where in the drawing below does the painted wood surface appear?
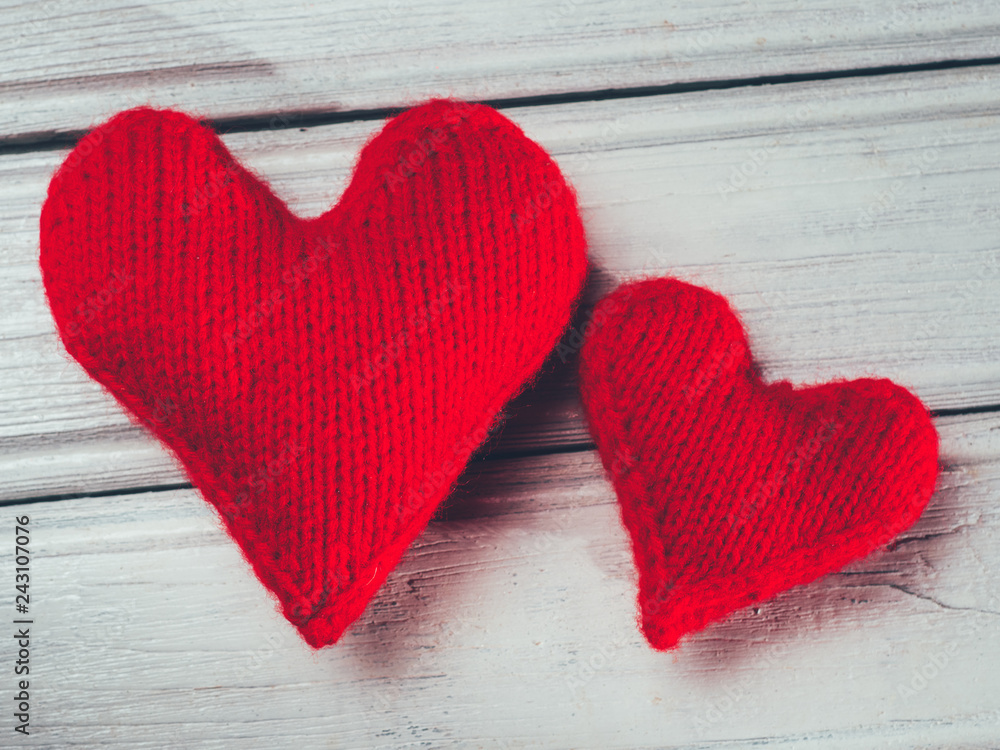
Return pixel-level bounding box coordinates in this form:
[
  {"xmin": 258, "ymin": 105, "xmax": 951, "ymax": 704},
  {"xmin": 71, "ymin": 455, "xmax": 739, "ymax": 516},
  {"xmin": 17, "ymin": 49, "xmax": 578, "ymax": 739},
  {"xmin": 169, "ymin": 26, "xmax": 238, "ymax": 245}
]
[
  {"xmin": 2, "ymin": 66, "xmax": 998, "ymax": 501},
  {"xmin": 1, "ymin": 411, "xmax": 998, "ymax": 748},
  {"xmin": 1, "ymin": 2, "xmax": 999, "ymax": 747},
  {"xmin": 2, "ymin": 0, "xmax": 1000, "ymax": 143}
]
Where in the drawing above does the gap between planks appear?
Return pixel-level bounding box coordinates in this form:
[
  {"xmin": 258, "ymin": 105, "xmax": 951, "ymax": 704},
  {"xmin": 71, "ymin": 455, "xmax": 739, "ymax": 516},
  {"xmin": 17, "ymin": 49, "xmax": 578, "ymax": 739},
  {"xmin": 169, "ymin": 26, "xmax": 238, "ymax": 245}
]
[
  {"xmin": 4, "ymin": 0, "xmax": 1000, "ymax": 142},
  {"xmin": 0, "ymin": 411, "xmax": 997, "ymax": 748},
  {"xmin": 4, "ymin": 55, "xmax": 1000, "ymax": 154},
  {"xmin": 1, "ymin": 66, "xmax": 998, "ymax": 501}
]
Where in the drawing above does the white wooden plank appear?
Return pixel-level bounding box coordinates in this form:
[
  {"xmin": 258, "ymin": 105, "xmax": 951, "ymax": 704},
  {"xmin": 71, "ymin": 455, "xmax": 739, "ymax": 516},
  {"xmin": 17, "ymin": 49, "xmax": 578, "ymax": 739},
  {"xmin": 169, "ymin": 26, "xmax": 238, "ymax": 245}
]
[
  {"xmin": 1, "ymin": 67, "xmax": 998, "ymax": 500},
  {"xmin": 1, "ymin": 0, "xmax": 999, "ymax": 142},
  {"xmin": 1, "ymin": 411, "xmax": 998, "ymax": 748}
]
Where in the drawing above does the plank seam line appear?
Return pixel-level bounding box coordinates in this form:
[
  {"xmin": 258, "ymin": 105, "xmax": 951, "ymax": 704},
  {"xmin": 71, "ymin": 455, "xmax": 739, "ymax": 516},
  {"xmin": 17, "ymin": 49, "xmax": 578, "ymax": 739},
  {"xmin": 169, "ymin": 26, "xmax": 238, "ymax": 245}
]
[
  {"xmin": 931, "ymin": 403, "xmax": 1000, "ymax": 418},
  {"xmin": 0, "ymin": 444, "xmax": 599, "ymax": 507},
  {"xmin": 0, "ymin": 482, "xmax": 193, "ymax": 508},
  {"xmin": 2, "ymin": 54, "xmax": 1000, "ymax": 156},
  {"xmin": 2, "ymin": 401, "xmax": 998, "ymax": 507}
]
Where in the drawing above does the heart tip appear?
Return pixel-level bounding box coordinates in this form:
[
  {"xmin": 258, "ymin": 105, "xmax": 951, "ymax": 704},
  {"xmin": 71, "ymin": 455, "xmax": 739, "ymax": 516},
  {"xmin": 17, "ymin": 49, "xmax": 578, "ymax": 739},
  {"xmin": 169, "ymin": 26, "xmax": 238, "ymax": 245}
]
[
  {"xmin": 295, "ymin": 618, "xmax": 350, "ymax": 649},
  {"xmin": 643, "ymin": 626, "xmax": 686, "ymax": 652},
  {"xmin": 640, "ymin": 606, "xmax": 704, "ymax": 652}
]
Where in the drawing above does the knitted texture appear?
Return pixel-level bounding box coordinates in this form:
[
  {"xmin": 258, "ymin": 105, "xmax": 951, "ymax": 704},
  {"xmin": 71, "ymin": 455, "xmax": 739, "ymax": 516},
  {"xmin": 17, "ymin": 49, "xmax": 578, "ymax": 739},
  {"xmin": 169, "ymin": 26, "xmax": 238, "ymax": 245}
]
[
  {"xmin": 578, "ymin": 278, "xmax": 940, "ymax": 650},
  {"xmin": 40, "ymin": 101, "xmax": 588, "ymax": 647}
]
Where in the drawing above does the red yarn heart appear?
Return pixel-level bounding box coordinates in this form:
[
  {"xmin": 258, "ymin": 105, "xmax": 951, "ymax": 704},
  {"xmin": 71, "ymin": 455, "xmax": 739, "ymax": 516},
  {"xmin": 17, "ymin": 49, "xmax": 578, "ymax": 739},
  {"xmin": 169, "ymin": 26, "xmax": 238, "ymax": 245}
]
[
  {"xmin": 40, "ymin": 101, "xmax": 587, "ymax": 647},
  {"xmin": 579, "ymin": 278, "xmax": 939, "ymax": 649}
]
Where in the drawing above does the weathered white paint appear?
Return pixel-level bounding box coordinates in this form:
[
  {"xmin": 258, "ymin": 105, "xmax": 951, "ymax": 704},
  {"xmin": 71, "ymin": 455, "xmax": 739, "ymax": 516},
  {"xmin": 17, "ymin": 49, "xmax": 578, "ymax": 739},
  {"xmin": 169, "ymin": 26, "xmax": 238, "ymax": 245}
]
[
  {"xmin": 1, "ymin": 413, "xmax": 998, "ymax": 748},
  {"xmin": 2, "ymin": 5, "xmax": 999, "ymax": 745},
  {"xmin": 1, "ymin": 67, "xmax": 998, "ymax": 500},
  {"xmin": 2, "ymin": 1, "xmax": 1000, "ymax": 140}
]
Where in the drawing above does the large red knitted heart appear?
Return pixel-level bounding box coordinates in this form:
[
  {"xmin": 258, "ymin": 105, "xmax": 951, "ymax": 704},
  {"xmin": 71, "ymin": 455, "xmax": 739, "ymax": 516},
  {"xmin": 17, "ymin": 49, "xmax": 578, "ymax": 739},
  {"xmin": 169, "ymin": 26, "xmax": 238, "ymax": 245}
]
[
  {"xmin": 40, "ymin": 101, "xmax": 587, "ymax": 647},
  {"xmin": 579, "ymin": 278, "xmax": 939, "ymax": 650}
]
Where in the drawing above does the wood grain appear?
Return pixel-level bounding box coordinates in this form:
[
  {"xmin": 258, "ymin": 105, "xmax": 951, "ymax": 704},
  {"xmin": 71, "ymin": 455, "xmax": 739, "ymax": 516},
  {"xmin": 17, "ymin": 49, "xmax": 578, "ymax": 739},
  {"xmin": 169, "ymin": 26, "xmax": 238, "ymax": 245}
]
[
  {"xmin": 3, "ymin": 2, "xmax": 999, "ymax": 747},
  {"xmin": 2, "ymin": 0, "xmax": 999, "ymax": 143},
  {"xmin": 1, "ymin": 411, "xmax": 998, "ymax": 748},
  {"xmin": 2, "ymin": 66, "xmax": 998, "ymax": 501}
]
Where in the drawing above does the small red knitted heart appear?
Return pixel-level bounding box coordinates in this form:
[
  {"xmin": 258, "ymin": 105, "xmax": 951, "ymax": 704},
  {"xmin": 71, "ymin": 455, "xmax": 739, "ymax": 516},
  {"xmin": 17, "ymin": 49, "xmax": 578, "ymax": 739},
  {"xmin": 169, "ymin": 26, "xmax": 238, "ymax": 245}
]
[
  {"xmin": 40, "ymin": 101, "xmax": 587, "ymax": 647},
  {"xmin": 579, "ymin": 278, "xmax": 939, "ymax": 649}
]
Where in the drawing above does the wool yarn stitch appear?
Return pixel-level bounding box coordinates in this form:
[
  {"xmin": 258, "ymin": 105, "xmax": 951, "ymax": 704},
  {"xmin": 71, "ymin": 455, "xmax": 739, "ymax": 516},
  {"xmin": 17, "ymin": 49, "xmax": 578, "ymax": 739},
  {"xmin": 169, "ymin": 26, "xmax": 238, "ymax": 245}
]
[
  {"xmin": 578, "ymin": 278, "xmax": 939, "ymax": 650},
  {"xmin": 40, "ymin": 100, "xmax": 588, "ymax": 647}
]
